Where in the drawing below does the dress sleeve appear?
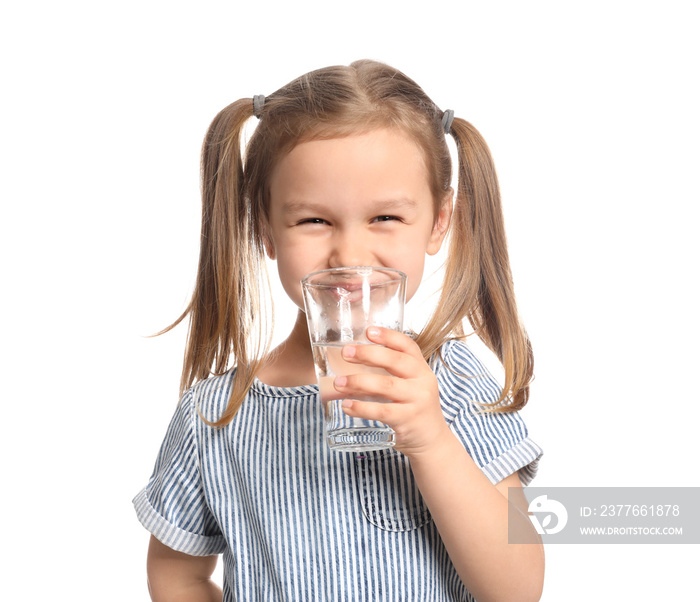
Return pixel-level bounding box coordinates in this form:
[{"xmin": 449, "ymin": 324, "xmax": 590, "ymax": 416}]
[
  {"xmin": 133, "ymin": 389, "xmax": 227, "ymax": 556},
  {"xmin": 435, "ymin": 340, "xmax": 543, "ymax": 485}
]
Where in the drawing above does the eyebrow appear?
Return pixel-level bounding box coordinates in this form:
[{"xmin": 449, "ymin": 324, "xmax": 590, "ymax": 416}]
[
  {"xmin": 280, "ymin": 200, "xmax": 327, "ymax": 215},
  {"xmin": 281, "ymin": 198, "xmax": 419, "ymax": 214}
]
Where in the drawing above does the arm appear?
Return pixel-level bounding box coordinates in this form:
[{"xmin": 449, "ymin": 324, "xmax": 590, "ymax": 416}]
[
  {"xmin": 147, "ymin": 535, "xmax": 222, "ymax": 602},
  {"xmin": 408, "ymin": 442, "xmax": 544, "ymax": 601},
  {"xmin": 336, "ymin": 328, "xmax": 544, "ymax": 602}
]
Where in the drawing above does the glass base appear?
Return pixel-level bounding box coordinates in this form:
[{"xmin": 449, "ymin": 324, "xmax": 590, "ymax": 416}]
[{"xmin": 327, "ymin": 427, "xmax": 396, "ymax": 452}]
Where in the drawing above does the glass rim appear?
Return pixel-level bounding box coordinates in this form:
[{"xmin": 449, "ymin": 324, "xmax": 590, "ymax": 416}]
[{"xmin": 301, "ymin": 265, "xmax": 407, "ymax": 286}]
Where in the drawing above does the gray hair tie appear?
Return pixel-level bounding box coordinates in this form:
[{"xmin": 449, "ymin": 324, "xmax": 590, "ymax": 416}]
[
  {"xmin": 253, "ymin": 95, "xmax": 265, "ymax": 118},
  {"xmin": 441, "ymin": 109, "xmax": 454, "ymax": 134}
]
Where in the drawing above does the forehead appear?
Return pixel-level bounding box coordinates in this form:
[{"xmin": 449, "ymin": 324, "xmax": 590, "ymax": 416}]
[{"xmin": 268, "ymin": 128, "xmax": 432, "ymax": 206}]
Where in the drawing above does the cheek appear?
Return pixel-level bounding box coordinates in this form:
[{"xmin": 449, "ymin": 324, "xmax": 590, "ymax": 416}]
[
  {"xmin": 275, "ymin": 257, "xmax": 308, "ymax": 308},
  {"xmin": 400, "ymin": 255, "xmax": 428, "ymax": 303},
  {"xmin": 404, "ymin": 275, "xmax": 424, "ymax": 303},
  {"xmin": 381, "ymin": 235, "xmax": 432, "ymax": 302}
]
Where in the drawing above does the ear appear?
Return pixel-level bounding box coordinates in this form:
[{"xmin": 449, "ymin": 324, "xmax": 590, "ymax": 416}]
[
  {"xmin": 264, "ymin": 237, "xmax": 276, "ymax": 260},
  {"xmin": 426, "ymin": 189, "xmax": 454, "ymax": 256},
  {"xmin": 261, "ymin": 221, "xmax": 277, "ymax": 260}
]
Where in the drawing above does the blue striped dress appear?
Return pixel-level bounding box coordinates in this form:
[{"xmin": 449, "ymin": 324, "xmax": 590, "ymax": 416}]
[{"xmin": 133, "ymin": 339, "xmax": 542, "ymax": 601}]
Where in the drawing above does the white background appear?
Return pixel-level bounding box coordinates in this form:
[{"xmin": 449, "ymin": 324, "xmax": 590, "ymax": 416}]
[{"xmin": 2, "ymin": 1, "xmax": 698, "ymax": 599}]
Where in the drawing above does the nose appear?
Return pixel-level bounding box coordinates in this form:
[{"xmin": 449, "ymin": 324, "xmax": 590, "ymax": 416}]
[{"xmin": 328, "ymin": 228, "xmax": 373, "ymax": 268}]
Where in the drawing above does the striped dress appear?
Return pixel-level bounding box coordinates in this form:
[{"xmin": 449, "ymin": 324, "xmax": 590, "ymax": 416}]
[{"xmin": 133, "ymin": 339, "xmax": 542, "ymax": 601}]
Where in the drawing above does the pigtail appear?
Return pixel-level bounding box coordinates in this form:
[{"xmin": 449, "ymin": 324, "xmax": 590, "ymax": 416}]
[
  {"xmin": 158, "ymin": 98, "xmax": 273, "ymax": 426},
  {"xmin": 421, "ymin": 116, "xmax": 533, "ymax": 411}
]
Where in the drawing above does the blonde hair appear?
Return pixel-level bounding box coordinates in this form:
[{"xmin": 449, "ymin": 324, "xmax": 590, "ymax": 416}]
[{"xmin": 161, "ymin": 59, "xmax": 533, "ymax": 426}]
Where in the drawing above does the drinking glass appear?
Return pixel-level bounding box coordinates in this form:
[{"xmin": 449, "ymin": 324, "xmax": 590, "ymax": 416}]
[{"xmin": 302, "ymin": 266, "xmax": 407, "ymax": 451}]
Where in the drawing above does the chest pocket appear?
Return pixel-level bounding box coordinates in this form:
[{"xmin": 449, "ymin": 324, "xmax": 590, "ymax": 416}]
[{"xmin": 354, "ymin": 449, "xmax": 432, "ymax": 532}]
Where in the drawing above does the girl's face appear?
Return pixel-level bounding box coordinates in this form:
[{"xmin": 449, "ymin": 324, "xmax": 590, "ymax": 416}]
[{"xmin": 266, "ymin": 128, "xmax": 452, "ymax": 311}]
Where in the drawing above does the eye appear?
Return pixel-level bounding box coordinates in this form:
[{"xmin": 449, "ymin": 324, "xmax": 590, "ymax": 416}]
[
  {"xmin": 297, "ymin": 218, "xmax": 329, "ymax": 225},
  {"xmin": 372, "ymin": 215, "xmax": 402, "ymax": 223}
]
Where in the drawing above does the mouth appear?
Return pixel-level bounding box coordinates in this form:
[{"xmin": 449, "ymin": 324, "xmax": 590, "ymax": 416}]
[
  {"xmin": 325, "ymin": 281, "xmax": 366, "ymax": 304},
  {"xmin": 334, "ymin": 281, "xmax": 365, "ymax": 293}
]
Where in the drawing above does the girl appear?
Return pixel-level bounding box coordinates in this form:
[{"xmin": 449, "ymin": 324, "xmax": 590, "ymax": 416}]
[{"xmin": 134, "ymin": 60, "xmax": 544, "ymax": 602}]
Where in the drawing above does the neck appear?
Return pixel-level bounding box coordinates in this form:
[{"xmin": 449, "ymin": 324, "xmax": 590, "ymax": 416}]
[{"xmin": 257, "ymin": 310, "xmax": 317, "ymax": 387}]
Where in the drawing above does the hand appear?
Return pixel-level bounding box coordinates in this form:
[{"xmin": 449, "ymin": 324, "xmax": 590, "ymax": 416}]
[{"xmin": 333, "ymin": 326, "xmax": 452, "ymax": 457}]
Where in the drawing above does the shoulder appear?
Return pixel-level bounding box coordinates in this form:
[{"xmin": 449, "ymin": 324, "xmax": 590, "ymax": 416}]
[
  {"xmin": 434, "ymin": 340, "xmax": 543, "ymax": 485},
  {"xmin": 434, "ymin": 338, "xmax": 504, "ymax": 410},
  {"xmin": 187, "ymin": 369, "xmax": 237, "ymax": 424},
  {"xmin": 436, "ymin": 338, "xmax": 505, "ymax": 379}
]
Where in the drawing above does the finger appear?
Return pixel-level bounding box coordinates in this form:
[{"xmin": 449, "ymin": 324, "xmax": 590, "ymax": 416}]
[
  {"xmin": 334, "ymin": 372, "xmax": 413, "ymax": 405},
  {"xmin": 365, "ymin": 327, "xmax": 423, "ymax": 358},
  {"xmin": 340, "ymin": 343, "xmax": 422, "ymax": 379},
  {"xmin": 341, "ymin": 397, "xmax": 404, "ymax": 426}
]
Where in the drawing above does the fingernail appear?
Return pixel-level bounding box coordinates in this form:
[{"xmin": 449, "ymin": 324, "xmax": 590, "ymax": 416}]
[
  {"xmin": 335, "ymin": 376, "xmax": 347, "ymax": 388},
  {"xmin": 343, "ymin": 345, "xmax": 356, "ymax": 358},
  {"xmin": 367, "ymin": 327, "xmax": 380, "ymax": 338},
  {"xmin": 342, "ymin": 399, "xmax": 353, "ymax": 408}
]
